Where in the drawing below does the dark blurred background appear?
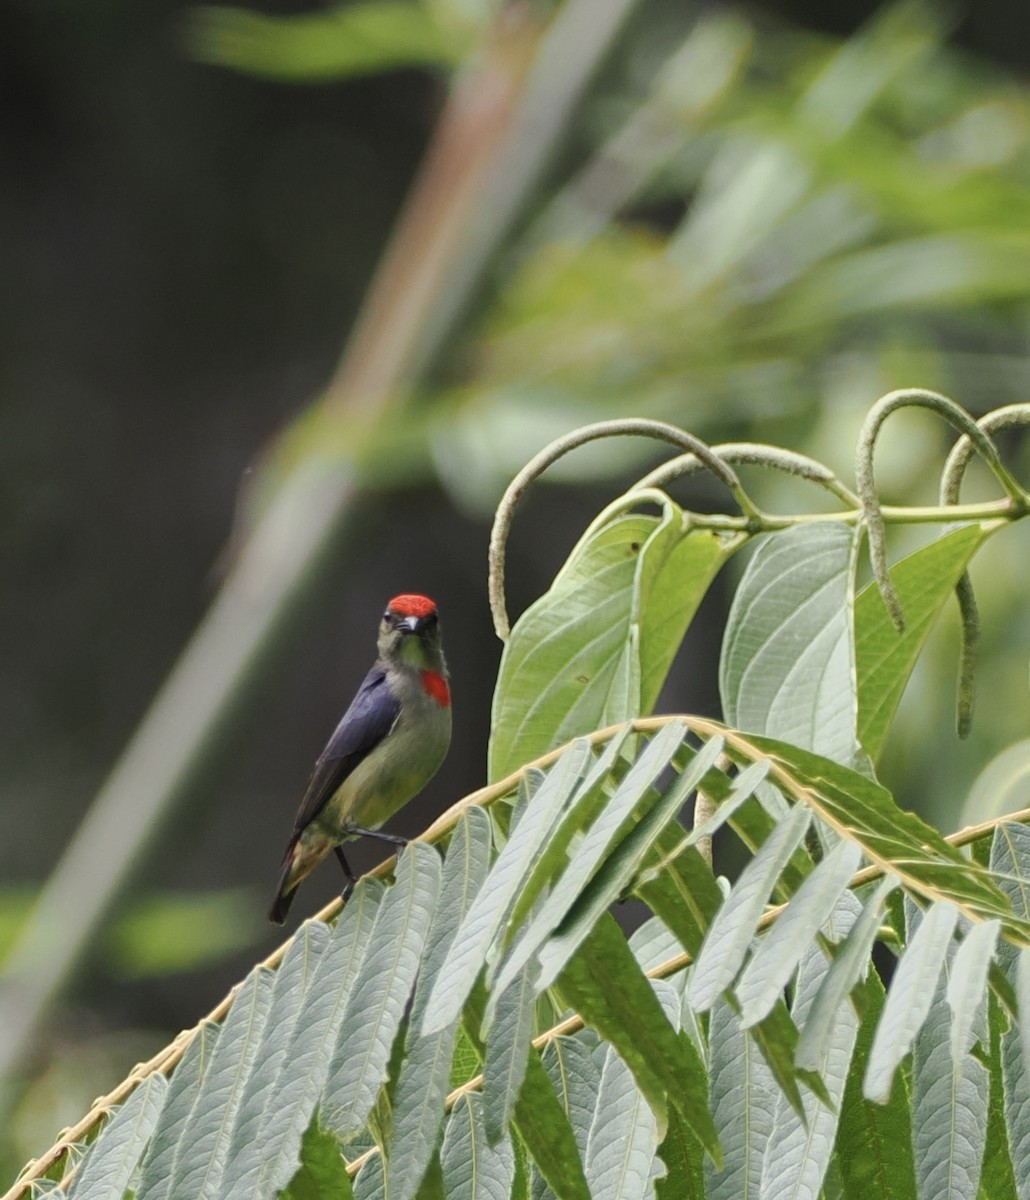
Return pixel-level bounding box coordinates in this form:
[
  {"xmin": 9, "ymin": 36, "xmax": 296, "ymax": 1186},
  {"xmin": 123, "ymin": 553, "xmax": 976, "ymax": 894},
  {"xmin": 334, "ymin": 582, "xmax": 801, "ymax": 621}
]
[{"xmin": 4, "ymin": 0, "xmax": 1030, "ymax": 1174}]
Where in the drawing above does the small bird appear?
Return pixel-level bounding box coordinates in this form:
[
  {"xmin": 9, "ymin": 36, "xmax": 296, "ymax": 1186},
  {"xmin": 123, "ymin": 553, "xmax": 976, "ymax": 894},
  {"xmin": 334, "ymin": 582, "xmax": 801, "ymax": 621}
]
[{"xmin": 269, "ymin": 593, "xmax": 451, "ymax": 924}]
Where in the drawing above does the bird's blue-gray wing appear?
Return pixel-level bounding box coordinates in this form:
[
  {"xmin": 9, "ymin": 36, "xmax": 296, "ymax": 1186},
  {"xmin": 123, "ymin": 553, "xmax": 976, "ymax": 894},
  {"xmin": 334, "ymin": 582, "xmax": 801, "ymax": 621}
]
[{"xmin": 288, "ymin": 666, "xmax": 400, "ymax": 838}]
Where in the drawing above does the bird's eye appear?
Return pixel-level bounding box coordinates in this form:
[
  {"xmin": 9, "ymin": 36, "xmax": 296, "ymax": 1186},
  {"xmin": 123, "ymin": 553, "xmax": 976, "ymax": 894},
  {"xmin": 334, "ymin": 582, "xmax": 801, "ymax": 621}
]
[{"xmin": 383, "ymin": 610, "xmax": 391, "ymax": 621}]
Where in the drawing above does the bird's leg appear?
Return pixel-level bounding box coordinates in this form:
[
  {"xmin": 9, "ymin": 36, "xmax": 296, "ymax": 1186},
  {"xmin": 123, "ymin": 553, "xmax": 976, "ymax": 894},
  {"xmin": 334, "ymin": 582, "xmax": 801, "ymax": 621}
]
[
  {"xmin": 334, "ymin": 845, "xmax": 358, "ymax": 903},
  {"xmin": 350, "ymin": 826, "xmax": 408, "ymax": 849}
]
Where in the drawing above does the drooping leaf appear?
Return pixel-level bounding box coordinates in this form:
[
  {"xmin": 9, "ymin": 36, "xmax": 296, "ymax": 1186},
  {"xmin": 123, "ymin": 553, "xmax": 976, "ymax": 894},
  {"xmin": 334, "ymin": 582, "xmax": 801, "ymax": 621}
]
[
  {"xmin": 757, "ymin": 894, "xmax": 861, "ymax": 1200},
  {"xmin": 980, "ymin": 993, "xmax": 1019, "ymax": 1200},
  {"xmin": 911, "ymin": 934, "xmax": 989, "ymax": 1200},
  {"xmin": 490, "ymin": 501, "xmax": 736, "ymax": 780},
  {"xmin": 865, "ymin": 901, "xmax": 959, "ymax": 1104},
  {"xmin": 67, "ymin": 1074, "xmax": 168, "ymax": 1200},
  {"xmin": 163, "ymin": 966, "xmax": 275, "ymax": 1200},
  {"xmin": 948, "ymin": 920, "xmax": 999, "ymax": 1062},
  {"xmin": 855, "ymin": 524, "xmax": 991, "ymax": 764},
  {"xmin": 387, "ymin": 808, "xmax": 494, "ymax": 1200},
  {"xmin": 705, "ymin": 996, "xmax": 775, "ymax": 1200},
  {"xmin": 689, "ymin": 803, "xmax": 811, "ymax": 1012},
  {"xmin": 441, "ymin": 1094, "xmax": 516, "ymax": 1200},
  {"xmin": 137, "ymin": 1021, "xmax": 220, "ymax": 1199},
  {"xmin": 215, "ymin": 923, "xmax": 330, "ymax": 1197},
  {"xmin": 655, "ymin": 1108, "xmax": 704, "ymax": 1200},
  {"xmin": 322, "ymin": 843, "xmax": 443, "ymax": 1141},
  {"xmin": 421, "ymin": 741, "xmax": 593, "ymax": 1037},
  {"xmin": 737, "ymin": 838, "xmax": 862, "ymax": 1028},
  {"xmin": 483, "ymin": 967, "xmax": 536, "ymax": 1147},
  {"xmin": 582, "ymin": 1046, "xmax": 659, "ymax": 1200},
  {"xmin": 720, "ymin": 521, "xmax": 863, "ymax": 770},
  {"xmin": 539, "ymin": 1036, "xmax": 601, "ymax": 1163},
  {"xmin": 555, "ymin": 913, "xmax": 718, "ymax": 1158},
  {"xmin": 234, "ymin": 880, "xmax": 382, "ymax": 1197}
]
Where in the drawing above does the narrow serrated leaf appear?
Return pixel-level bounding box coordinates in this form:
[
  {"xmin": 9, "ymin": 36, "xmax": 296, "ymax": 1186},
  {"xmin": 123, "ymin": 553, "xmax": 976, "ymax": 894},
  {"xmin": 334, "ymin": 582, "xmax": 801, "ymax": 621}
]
[
  {"xmin": 421, "ymin": 741, "xmax": 594, "ymax": 1036},
  {"xmin": 689, "ymin": 803, "xmax": 811, "ymax": 1012},
  {"xmin": 758, "ymin": 894, "xmax": 861, "ymax": 1200},
  {"xmin": 441, "ymin": 1094, "xmax": 516, "ymax": 1200},
  {"xmin": 532, "ymin": 734, "xmax": 723, "ymax": 995},
  {"xmin": 912, "ymin": 952, "xmax": 988, "ymax": 1200},
  {"xmin": 705, "ymin": 995, "xmax": 775, "ymax": 1200},
  {"xmin": 165, "ymin": 967, "xmax": 275, "ymax": 1200},
  {"xmin": 322, "ymin": 843, "xmax": 442, "ymax": 1141},
  {"xmin": 948, "ymin": 920, "xmax": 999, "ymax": 1061},
  {"xmin": 387, "ymin": 808, "xmax": 494, "ymax": 1200},
  {"xmin": 137, "ymin": 1020, "xmax": 219, "ymax": 1199},
  {"xmin": 229, "ymin": 880, "xmax": 383, "ymax": 1199},
  {"xmin": 483, "ymin": 967, "xmax": 536, "ymax": 1146},
  {"xmin": 865, "ymin": 901, "xmax": 959, "ymax": 1103},
  {"xmin": 68, "ymin": 1074, "xmax": 168, "ymax": 1200},
  {"xmin": 224, "ymin": 920, "xmax": 331, "ymax": 1186},
  {"xmin": 684, "ymin": 760, "xmax": 770, "ymax": 848},
  {"xmin": 583, "ymin": 1046, "xmax": 658, "ymax": 1200},
  {"xmin": 540, "ymin": 1037, "xmax": 600, "ymax": 1163},
  {"xmin": 738, "ymin": 838, "xmax": 862, "ymax": 1028},
  {"xmin": 513, "ymin": 1050, "xmax": 592, "ymax": 1200},
  {"xmin": 797, "ymin": 876, "xmax": 897, "ymax": 1071},
  {"xmin": 555, "ymin": 913, "xmax": 718, "ymax": 1158}
]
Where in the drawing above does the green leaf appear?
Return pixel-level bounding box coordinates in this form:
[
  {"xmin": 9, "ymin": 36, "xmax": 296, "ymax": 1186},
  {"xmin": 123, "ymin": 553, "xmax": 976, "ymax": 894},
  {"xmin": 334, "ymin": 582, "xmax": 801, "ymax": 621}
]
[
  {"xmin": 736, "ymin": 837, "xmax": 862, "ymax": 1029},
  {"xmin": 322, "ymin": 843, "xmax": 443, "ymax": 1142},
  {"xmin": 720, "ymin": 521, "xmax": 862, "ymax": 770},
  {"xmin": 280, "ymin": 1118, "xmax": 354, "ymax": 1200},
  {"xmin": 188, "ymin": 2, "xmax": 463, "ymax": 82},
  {"xmin": 513, "ymin": 1051, "xmax": 592, "ymax": 1200},
  {"xmin": 224, "ymin": 919, "xmax": 334, "ymax": 1189},
  {"xmin": 539, "ymin": 1036, "xmax": 600, "ymax": 1163},
  {"xmin": 421, "ymin": 740, "xmax": 593, "ymax": 1036},
  {"xmin": 688, "ymin": 804, "xmax": 811, "ymax": 1012},
  {"xmin": 835, "ymin": 953, "xmax": 918, "ymax": 1200},
  {"xmin": 635, "ymin": 830, "xmax": 724, "ymax": 960},
  {"xmin": 797, "ymin": 876, "xmax": 897, "ymax": 1072},
  {"xmin": 237, "ymin": 880, "xmax": 382, "ymax": 1196},
  {"xmin": 555, "ymin": 913, "xmax": 718, "ymax": 1158},
  {"xmin": 855, "ymin": 524, "xmax": 990, "ymax": 764},
  {"xmin": 387, "ymin": 809, "xmax": 493, "ymax": 1200},
  {"xmin": 440, "ymin": 1094, "xmax": 516, "ymax": 1199},
  {"xmin": 136, "ymin": 1020, "xmax": 220, "ymax": 1199},
  {"xmin": 757, "ymin": 895, "xmax": 862, "ymax": 1200},
  {"xmin": 948, "ymin": 920, "xmax": 999, "ymax": 1061},
  {"xmin": 66, "ymin": 1074, "xmax": 167, "ymax": 1200},
  {"xmin": 911, "ymin": 929, "xmax": 989, "ymax": 1200},
  {"xmin": 704, "ymin": 995, "xmax": 775, "ymax": 1200},
  {"xmin": 745, "ymin": 739, "xmax": 1029, "ymax": 942},
  {"xmin": 583, "ymin": 1046, "xmax": 659, "ymax": 1200},
  {"xmin": 865, "ymin": 901, "xmax": 959, "ymax": 1104},
  {"xmin": 517, "ymin": 729, "xmax": 721, "ymax": 998},
  {"xmin": 655, "ymin": 1108, "xmax": 705, "ymax": 1200},
  {"xmin": 489, "ymin": 501, "xmax": 737, "ymax": 780},
  {"xmin": 483, "ymin": 967, "xmax": 536, "ymax": 1147},
  {"xmin": 163, "ymin": 965, "xmax": 275, "ymax": 1200},
  {"xmin": 979, "ymin": 993, "xmax": 1019, "ymax": 1200}
]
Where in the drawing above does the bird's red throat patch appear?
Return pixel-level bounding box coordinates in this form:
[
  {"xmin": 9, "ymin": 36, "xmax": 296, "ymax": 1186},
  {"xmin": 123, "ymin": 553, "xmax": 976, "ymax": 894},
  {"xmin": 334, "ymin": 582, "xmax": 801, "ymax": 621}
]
[
  {"xmin": 421, "ymin": 670, "xmax": 451, "ymax": 708},
  {"xmin": 389, "ymin": 593, "xmax": 437, "ymax": 619}
]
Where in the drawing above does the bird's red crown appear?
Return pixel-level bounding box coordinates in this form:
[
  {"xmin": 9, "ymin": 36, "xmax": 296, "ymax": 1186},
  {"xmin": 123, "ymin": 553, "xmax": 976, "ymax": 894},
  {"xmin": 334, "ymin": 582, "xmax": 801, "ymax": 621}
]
[{"xmin": 388, "ymin": 593, "xmax": 437, "ymax": 619}]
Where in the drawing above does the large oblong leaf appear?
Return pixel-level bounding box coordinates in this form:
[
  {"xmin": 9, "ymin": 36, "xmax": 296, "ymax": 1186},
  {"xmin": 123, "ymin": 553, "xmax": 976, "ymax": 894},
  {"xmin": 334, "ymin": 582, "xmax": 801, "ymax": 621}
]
[
  {"xmin": 68, "ymin": 1074, "xmax": 168, "ymax": 1200},
  {"xmin": 490, "ymin": 497, "xmax": 738, "ymax": 780},
  {"xmin": 720, "ymin": 521, "xmax": 861, "ymax": 770}
]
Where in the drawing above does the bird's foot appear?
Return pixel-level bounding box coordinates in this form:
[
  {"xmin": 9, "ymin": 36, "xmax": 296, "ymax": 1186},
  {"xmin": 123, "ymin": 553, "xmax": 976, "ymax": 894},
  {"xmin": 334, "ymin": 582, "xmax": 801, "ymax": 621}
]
[{"xmin": 350, "ymin": 826, "xmax": 408, "ymax": 850}]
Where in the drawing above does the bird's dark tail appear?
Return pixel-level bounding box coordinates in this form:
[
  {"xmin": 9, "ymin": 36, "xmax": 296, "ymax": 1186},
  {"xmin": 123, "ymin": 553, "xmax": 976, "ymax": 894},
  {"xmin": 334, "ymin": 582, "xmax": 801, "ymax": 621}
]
[{"xmin": 269, "ymin": 858, "xmax": 297, "ymax": 925}]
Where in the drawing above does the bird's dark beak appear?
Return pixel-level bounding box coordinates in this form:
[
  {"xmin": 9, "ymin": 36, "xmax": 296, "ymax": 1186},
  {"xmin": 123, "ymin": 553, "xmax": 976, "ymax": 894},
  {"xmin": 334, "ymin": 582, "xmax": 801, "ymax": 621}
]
[{"xmin": 401, "ymin": 615, "xmax": 420, "ymax": 633}]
